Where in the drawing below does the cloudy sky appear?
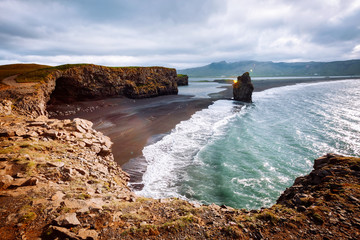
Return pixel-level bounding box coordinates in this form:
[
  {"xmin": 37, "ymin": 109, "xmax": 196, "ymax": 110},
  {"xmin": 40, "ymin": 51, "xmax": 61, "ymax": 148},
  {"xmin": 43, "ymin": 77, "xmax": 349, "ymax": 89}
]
[{"xmin": 1, "ymin": 0, "xmax": 360, "ymax": 69}]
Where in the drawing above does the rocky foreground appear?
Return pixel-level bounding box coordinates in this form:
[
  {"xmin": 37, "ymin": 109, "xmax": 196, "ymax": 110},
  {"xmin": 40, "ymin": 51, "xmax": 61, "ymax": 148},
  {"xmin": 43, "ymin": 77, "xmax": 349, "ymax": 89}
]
[
  {"xmin": 0, "ymin": 102, "xmax": 359, "ymax": 239},
  {"xmin": 0, "ymin": 64, "xmax": 359, "ymax": 239}
]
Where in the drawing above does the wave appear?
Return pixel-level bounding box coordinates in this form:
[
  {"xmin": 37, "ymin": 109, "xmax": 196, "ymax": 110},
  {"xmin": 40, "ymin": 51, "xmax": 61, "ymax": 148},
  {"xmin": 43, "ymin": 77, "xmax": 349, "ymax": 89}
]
[
  {"xmin": 136, "ymin": 100, "xmax": 245, "ymax": 199},
  {"xmin": 136, "ymin": 79, "xmax": 360, "ymax": 209}
]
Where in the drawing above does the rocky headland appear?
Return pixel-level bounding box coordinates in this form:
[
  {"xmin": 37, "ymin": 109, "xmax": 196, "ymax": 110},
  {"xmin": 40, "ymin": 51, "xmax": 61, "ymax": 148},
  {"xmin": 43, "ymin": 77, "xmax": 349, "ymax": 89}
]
[{"xmin": 0, "ymin": 64, "xmax": 359, "ymax": 239}]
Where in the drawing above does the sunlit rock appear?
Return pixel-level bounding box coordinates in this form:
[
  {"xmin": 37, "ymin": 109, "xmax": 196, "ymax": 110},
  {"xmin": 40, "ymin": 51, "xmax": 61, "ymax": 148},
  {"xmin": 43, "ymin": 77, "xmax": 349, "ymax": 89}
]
[{"xmin": 233, "ymin": 72, "xmax": 254, "ymax": 102}]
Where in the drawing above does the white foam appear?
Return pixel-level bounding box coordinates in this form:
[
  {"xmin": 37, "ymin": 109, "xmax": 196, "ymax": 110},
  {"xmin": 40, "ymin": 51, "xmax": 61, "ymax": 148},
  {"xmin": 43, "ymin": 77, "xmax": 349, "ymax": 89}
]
[
  {"xmin": 253, "ymin": 79, "xmax": 359, "ymax": 101},
  {"xmin": 95, "ymin": 120, "xmax": 115, "ymax": 129},
  {"xmin": 136, "ymin": 100, "xmax": 238, "ymax": 198},
  {"xmin": 135, "ymin": 78, "xmax": 360, "ymax": 208}
]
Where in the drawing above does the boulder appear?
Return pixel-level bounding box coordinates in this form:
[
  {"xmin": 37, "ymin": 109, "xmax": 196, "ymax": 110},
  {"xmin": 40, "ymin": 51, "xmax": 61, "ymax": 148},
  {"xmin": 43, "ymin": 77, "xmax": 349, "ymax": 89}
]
[
  {"xmin": 0, "ymin": 99, "xmax": 12, "ymax": 115},
  {"xmin": 21, "ymin": 177, "xmax": 38, "ymax": 186},
  {"xmin": 0, "ymin": 175, "xmax": 14, "ymax": 189},
  {"xmin": 233, "ymin": 72, "xmax": 254, "ymax": 102},
  {"xmin": 48, "ymin": 226, "xmax": 80, "ymax": 240},
  {"xmin": 78, "ymin": 229, "xmax": 99, "ymax": 240},
  {"xmin": 55, "ymin": 213, "xmax": 81, "ymax": 227}
]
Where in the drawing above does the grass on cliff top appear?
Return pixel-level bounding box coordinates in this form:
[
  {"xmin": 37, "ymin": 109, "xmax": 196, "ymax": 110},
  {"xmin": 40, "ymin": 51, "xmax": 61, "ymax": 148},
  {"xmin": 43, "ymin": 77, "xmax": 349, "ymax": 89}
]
[
  {"xmin": 8, "ymin": 63, "xmax": 176, "ymax": 83},
  {"xmin": 15, "ymin": 64, "xmax": 91, "ymax": 83},
  {"xmin": 177, "ymin": 74, "xmax": 188, "ymax": 77},
  {"xmin": 110, "ymin": 66, "xmax": 176, "ymax": 71},
  {"xmin": 0, "ymin": 63, "xmax": 49, "ymax": 81}
]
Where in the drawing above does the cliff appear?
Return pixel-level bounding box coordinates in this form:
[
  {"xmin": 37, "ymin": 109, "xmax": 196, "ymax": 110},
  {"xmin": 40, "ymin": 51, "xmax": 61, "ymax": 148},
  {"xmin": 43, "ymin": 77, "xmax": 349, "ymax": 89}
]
[{"xmin": 0, "ymin": 64, "xmax": 178, "ymax": 118}]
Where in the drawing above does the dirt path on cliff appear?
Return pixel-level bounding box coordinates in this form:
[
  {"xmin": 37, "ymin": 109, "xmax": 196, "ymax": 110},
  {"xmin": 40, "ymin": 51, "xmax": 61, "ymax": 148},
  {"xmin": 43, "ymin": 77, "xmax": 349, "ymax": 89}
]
[
  {"xmin": 2, "ymin": 75, "xmax": 36, "ymax": 87},
  {"xmin": 1, "ymin": 75, "xmax": 38, "ymax": 93}
]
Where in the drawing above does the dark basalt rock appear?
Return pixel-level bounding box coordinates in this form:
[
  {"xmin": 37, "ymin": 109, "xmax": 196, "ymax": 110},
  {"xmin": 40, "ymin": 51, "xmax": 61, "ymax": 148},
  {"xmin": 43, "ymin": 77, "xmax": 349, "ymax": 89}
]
[
  {"xmin": 176, "ymin": 74, "xmax": 188, "ymax": 86},
  {"xmin": 233, "ymin": 72, "xmax": 254, "ymax": 102},
  {"xmin": 49, "ymin": 65, "xmax": 178, "ymax": 103}
]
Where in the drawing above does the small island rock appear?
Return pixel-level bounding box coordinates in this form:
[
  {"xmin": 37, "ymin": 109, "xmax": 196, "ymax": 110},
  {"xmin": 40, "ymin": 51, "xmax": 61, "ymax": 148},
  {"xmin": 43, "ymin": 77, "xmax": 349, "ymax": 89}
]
[
  {"xmin": 176, "ymin": 74, "xmax": 189, "ymax": 86},
  {"xmin": 233, "ymin": 72, "xmax": 254, "ymax": 102}
]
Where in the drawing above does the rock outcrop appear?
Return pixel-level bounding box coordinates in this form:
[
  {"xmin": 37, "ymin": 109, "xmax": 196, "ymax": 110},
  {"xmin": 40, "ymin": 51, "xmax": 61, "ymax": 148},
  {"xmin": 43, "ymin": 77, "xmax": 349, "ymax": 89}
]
[
  {"xmin": 0, "ymin": 64, "xmax": 178, "ymax": 118},
  {"xmin": 175, "ymin": 74, "xmax": 188, "ymax": 86},
  {"xmin": 49, "ymin": 65, "xmax": 178, "ymax": 103},
  {"xmin": 233, "ymin": 72, "xmax": 254, "ymax": 102}
]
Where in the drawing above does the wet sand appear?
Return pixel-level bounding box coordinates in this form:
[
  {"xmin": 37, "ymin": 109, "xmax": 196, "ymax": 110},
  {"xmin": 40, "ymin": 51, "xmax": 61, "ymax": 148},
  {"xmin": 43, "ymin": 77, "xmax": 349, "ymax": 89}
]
[
  {"xmin": 48, "ymin": 76, "xmax": 358, "ymax": 185},
  {"xmin": 49, "ymin": 94, "xmax": 216, "ymax": 166}
]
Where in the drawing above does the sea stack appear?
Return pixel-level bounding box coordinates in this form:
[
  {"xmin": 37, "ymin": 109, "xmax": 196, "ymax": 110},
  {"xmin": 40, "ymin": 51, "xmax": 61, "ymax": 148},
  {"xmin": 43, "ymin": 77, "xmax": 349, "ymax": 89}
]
[
  {"xmin": 176, "ymin": 74, "xmax": 189, "ymax": 86},
  {"xmin": 233, "ymin": 72, "xmax": 254, "ymax": 102}
]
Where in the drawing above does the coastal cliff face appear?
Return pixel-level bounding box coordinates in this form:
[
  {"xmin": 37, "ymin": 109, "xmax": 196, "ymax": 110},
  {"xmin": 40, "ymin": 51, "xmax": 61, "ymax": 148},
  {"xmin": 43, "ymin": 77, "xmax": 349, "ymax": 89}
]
[
  {"xmin": 0, "ymin": 64, "xmax": 178, "ymax": 118},
  {"xmin": 233, "ymin": 72, "xmax": 254, "ymax": 102},
  {"xmin": 49, "ymin": 65, "xmax": 178, "ymax": 103}
]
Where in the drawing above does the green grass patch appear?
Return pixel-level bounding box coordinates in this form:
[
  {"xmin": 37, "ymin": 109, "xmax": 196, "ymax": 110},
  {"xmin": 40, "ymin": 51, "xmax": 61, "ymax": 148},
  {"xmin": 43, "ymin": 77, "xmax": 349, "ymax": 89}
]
[
  {"xmin": 15, "ymin": 63, "xmax": 91, "ymax": 83},
  {"xmin": 0, "ymin": 63, "xmax": 49, "ymax": 81},
  {"xmin": 13, "ymin": 63, "xmax": 176, "ymax": 83},
  {"xmin": 77, "ymin": 193, "xmax": 91, "ymax": 200},
  {"xmin": 20, "ymin": 211, "xmax": 37, "ymax": 223},
  {"xmin": 255, "ymin": 210, "xmax": 279, "ymax": 224},
  {"xmin": 161, "ymin": 214, "xmax": 196, "ymax": 232}
]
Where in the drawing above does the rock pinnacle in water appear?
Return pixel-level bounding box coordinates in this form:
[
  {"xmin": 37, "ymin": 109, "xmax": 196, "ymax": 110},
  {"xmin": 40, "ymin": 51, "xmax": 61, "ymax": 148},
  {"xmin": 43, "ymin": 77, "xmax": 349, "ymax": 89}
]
[{"xmin": 233, "ymin": 72, "xmax": 254, "ymax": 102}]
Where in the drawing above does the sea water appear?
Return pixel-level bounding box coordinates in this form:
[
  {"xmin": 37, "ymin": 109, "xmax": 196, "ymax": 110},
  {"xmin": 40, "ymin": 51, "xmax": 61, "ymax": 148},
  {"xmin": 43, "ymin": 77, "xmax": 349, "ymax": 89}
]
[
  {"xmin": 136, "ymin": 79, "xmax": 360, "ymax": 209},
  {"xmin": 177, "ymin": 78, "xmax": 229, "ymax": 98}
]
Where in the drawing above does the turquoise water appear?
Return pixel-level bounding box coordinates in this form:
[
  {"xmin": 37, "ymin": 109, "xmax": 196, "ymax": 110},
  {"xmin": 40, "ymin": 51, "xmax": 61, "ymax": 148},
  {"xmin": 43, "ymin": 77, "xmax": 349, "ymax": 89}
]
[
  {"xmin": 177, "ymin": 80, "xmax": 228, "ymax": 98},
  {"xmin": 136, "ymin": 79, "xmax": 360, "ymax": 209}
]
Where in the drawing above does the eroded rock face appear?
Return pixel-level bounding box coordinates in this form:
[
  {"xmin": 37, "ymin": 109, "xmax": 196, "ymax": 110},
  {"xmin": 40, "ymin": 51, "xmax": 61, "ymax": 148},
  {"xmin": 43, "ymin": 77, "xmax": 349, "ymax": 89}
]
[
  {"xmin": 49, "ymin": 65, "xmax": 178, "ymax": 104},
  {"xmin": 233, "ymin": 72, "xmax": 254, "ymax": 102}
]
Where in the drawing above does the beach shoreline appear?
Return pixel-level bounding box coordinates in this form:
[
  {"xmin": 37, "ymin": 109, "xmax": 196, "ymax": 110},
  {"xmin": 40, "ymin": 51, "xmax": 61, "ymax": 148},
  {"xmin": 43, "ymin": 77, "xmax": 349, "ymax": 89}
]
[{"xmin": 48, "ymin": 76, "xmax": 359, "ymax": 185}]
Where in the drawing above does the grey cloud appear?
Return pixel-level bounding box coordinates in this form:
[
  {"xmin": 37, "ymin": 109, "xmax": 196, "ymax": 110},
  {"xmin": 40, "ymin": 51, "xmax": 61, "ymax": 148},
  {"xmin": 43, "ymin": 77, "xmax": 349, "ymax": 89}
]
[
  {"xmin": 0, "ymin": 0, "xmax": 359, "ymax": 68},
  {"xmin": 311, "ymin": 15, "xmax": 360, "ymax": 44}
]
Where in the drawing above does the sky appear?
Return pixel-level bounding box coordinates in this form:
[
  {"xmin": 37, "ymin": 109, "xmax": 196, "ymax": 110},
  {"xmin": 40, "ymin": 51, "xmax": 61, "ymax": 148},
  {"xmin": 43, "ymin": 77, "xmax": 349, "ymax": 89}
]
[{"xmin": 0, "ymin": 0, "xmax": 360, "ymax": 69}]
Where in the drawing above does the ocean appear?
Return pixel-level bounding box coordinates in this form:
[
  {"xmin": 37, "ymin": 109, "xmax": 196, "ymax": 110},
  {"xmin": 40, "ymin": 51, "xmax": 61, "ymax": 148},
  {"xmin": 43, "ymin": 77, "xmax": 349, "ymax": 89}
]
[{"xmin": 135, "ymin": 79, "xmax": 360, "ymax": 209}]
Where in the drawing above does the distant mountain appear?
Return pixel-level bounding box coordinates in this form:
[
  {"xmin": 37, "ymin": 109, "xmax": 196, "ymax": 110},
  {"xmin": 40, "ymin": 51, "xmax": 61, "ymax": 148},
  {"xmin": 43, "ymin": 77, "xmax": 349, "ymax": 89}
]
[{"xmin": 178, "ymin": 60, "xmax": 360, "ymax": 77}]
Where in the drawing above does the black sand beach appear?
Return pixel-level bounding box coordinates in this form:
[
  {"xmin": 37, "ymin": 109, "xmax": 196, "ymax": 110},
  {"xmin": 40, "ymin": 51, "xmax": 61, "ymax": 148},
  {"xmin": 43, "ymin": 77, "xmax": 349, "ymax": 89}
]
[{"xmin": 48, "ymin": 76, "xmax": 358, "ymax": 184}]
